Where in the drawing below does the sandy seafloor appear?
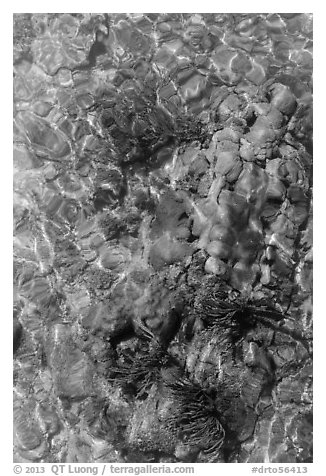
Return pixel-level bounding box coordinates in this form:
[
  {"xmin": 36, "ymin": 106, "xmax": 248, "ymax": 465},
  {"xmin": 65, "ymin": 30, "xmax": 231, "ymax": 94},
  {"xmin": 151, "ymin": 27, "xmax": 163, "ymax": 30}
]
[{"xmin": 13, "ymin": 13, "xmax": 313, "ymax": 463}]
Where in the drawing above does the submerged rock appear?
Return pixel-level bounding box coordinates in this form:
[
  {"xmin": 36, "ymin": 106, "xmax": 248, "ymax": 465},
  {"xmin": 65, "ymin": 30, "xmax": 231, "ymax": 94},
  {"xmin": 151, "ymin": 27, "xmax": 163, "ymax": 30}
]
[
  {"xmin": 269, "ymin": 83, "xmax": 297, "ymax": 116},
  {"xmin": 149, "ymin": 234, "xmax": 193, "ymax": 270}
]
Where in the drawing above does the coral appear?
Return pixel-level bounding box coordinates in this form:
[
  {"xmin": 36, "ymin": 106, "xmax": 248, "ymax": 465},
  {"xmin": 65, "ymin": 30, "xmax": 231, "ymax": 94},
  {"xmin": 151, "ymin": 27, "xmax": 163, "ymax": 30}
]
[{"xmin": 13, "ymin": 13, "xmax": 312, "ymax": 464}]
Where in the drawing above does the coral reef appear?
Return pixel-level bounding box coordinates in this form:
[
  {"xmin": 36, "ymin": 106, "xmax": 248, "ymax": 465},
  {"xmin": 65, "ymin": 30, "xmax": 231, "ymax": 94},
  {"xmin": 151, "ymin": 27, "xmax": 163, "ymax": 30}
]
[{"xmin": 13, "ymin": 13, "xmax": 312, "ymax": 464}]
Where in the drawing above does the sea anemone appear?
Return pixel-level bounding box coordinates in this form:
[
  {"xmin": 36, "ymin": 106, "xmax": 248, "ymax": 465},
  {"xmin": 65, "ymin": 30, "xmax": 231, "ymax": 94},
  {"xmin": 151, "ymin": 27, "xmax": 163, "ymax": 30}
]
[
  {"xmin": 200, "ymin": 290, "xmax": 285, "ymax": 348},
  {"xmin": 108, "ymin": 342, "xmax": 169, "ymax": 399},
  {"xmin": 165, "ymin": 377, "xmax": 225, "ymax": 460}
]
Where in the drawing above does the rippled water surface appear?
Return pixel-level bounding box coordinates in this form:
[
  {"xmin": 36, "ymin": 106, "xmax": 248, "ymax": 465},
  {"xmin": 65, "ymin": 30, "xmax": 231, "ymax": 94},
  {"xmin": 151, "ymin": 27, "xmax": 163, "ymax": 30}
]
[{"xmin": 13, "ymin": 13, "xmax": 313, "ymax": 464}]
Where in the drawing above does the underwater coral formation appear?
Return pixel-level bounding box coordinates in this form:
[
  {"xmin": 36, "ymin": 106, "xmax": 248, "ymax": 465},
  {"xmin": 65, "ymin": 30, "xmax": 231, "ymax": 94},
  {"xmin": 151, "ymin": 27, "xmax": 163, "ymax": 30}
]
[{"xmin": 13, "ymin": 13, "xmax": 312, "ymax": 463}]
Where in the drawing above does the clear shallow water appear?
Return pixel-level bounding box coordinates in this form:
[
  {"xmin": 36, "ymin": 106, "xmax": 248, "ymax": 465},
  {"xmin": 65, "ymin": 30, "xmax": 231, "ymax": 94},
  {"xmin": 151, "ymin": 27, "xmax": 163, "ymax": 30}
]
[{"xmin": 13, "ymin": 13, "xmax": 313, "ymax": 464}]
